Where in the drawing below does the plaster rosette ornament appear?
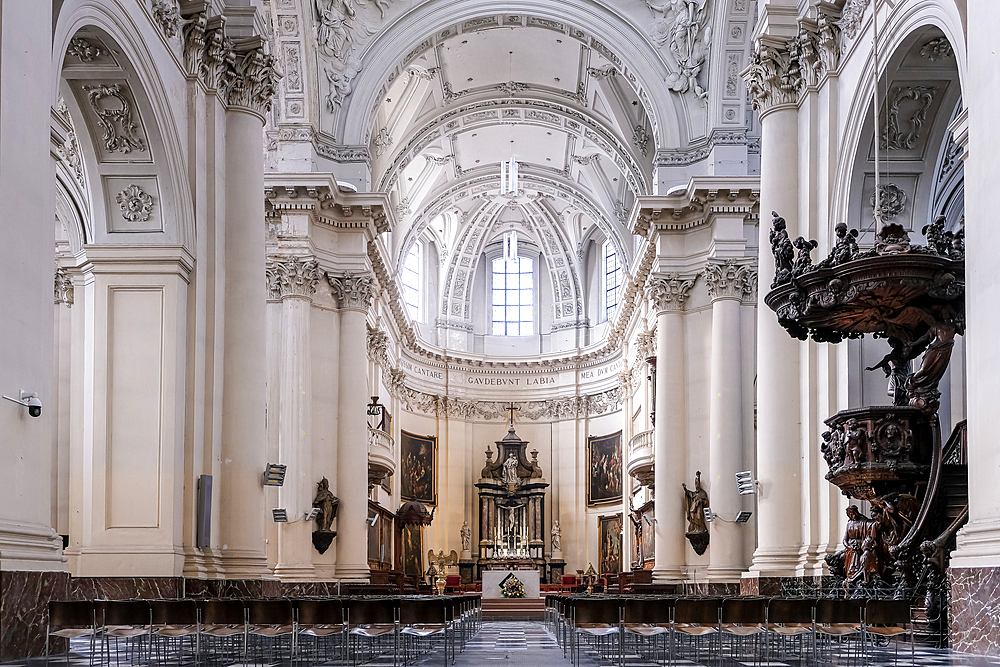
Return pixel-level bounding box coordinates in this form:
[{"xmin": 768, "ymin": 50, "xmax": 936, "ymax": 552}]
[
  {"xmin": 116, "ymin": 184, "xmax": 155, "ymax": 222},
  {"xmin": 765, "ymin": 211, "xmax": 967, "ymax": 598}
]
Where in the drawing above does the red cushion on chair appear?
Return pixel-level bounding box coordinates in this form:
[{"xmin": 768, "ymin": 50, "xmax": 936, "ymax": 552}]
[
  {"xmin": 561, "ymin": 575, "xmax": 577, "ymax": 585},
  {"xmin": 445, "ymin": 575, "xmax": 462, "ymax": 586}
]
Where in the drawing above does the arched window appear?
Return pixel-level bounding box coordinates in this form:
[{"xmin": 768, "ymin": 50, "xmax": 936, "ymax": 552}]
[
  {"xmin": 604, "ymin": 241, "xmax": 622, "ymax": 321},
  {"xmin": 402, "ymin": 242, "xmax": 421, "ymax": 321},
  {"xmin": 491, "ymin": 256, "xmax": 534, "ymax": 336}
]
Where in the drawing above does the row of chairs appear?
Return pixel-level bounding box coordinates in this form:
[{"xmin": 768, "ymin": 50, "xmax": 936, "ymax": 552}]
[
  {"xmin": 545, "ymin": 594, "xmax": 913, "ymax": 667},
  {"xmin": 46, "ymin": 595, "xmax": 482, "ymax": 667}
]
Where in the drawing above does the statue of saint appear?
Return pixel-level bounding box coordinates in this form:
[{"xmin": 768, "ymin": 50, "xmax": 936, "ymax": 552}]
[
  {"xmin": 682, "ymin": 471, "xmax": 709, "ymax": 534},
  {"xmin": 460, "ymin": 520, "xmax": 472, "ymax": 552},
  {"xmin": 842, "ymin": 505, "xmax": 880, "ymax": 592},
  {"xmin": 502, "ymin": 451, "xmax": 520, "ymax": 486},
  {"xmin": 551, "ymin": 520, "xmax": 562, "ymax": 551},
  {"xmin": 312, "ymin": 477, "xmax": 338, "ymax": 533}
]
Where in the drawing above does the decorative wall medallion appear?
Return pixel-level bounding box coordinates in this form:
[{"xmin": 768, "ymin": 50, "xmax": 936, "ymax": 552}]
[
  {"xmin": 67, "ymin": 37, "xmax": 102, "ymax": 63},
  {"xmin": 882, "ymin": 86, "xmax": 937, "ymax": 151},
  {"xmin": 84, "ymin": 84, "xmax": 147, "ymax": 154},
  {"xmin": 116, "ymin": 184, "xmax": 155, "ymax": 222},
  {"xmin": 871, "ymin": 183, "xmax": 906, "ymax": 221},
  {"xmin": 920, "ymin": 37, "xmax": 954, "ymax": 61},
  {"xmin": 632, "ymin": 125, "xmax": 649, "ymax": 157},
  {"xmin": 151, "ymin": 0, "xmax": 182, "ymax": 38}
]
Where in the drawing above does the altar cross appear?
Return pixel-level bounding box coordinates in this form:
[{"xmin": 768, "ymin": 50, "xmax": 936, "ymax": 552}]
[{"xmin": 505, "ymin": 402, "xmax": 519, "ymax": 428}]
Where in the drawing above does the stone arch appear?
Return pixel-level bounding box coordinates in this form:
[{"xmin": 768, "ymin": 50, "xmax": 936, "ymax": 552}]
[{"xmin": 53, "ymin": 2, "xmax": 196, "ymax": 250}]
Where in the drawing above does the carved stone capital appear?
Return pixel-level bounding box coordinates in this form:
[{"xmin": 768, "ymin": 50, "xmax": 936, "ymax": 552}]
[
  {"xmin": 202, "ymin": 28, "xmax": 234, "ymax": 92},
  {"xmin": 646, "ymin": 274, "xmax": 695, "ymax": 313},
  {"xmin": 266, "ymin": 256, "xmax": 320, "ymax": 300},
  {"xmin": 55, "ymin": 266, "xmax": 74, "ymax": 307},
  {"xmin": 742, "ymin": 42, "xmax": 800, "ymax": 116},
  {"xmin": 703, "ymin": 259, "xmax": 757, "ymax": 302},
  {"xmin": 182, "ymin": 12, "xmax": 208, "ymax": 77},
  {"xmin": 327, "ymin": 271, "xmax": 375, "ymax": 311},
  {"xmin": 225, "ymin": 47, "xmax": 279, "ymax": 117},
  {"xmin": 367, "ymin": 323, "xmax": 389, "ymax": 368}
]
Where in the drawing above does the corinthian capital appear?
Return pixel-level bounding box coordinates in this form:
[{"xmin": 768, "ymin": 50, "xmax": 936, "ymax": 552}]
[
  {"xmin": 703, "ymin": 260, "xmax": 758, "ymax": 302},
  {"xmin": 226, "ymin": 47, "xmax": 279, "ymax": 117},
  {"xmin": 742, "ymin": 42, "xmax": 800, "ymax": 116},
  {"xmin": 646, "ymin": 274, "xmax": 696, "ymax": 313},
  {"xmin": 327, "ymin": 271, "xmax": 375, "ymax": 311},
  {"xmin": 266, "ymin": 256, "xmax": 320, "ymax": 300}
]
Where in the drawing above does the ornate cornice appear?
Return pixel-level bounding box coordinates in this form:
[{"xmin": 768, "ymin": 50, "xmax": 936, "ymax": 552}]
[
  {"xmin": 327, "ymin": 271, "xmax": 375, "ymax": 311},
  {"xmin": 647, "ymin": 274, "xmax": 696, "ymax": 313},
  {"xmin": 703, "ymin": 259, "xmax": 758, "ymax": 302},
  {"xmin": 266, "ymin": 256, "xmax": 320, "ymax": 300}
]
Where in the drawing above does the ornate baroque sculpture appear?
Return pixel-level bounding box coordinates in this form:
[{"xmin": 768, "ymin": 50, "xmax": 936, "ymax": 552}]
[
  {"xmin": 682, "ymin": 471, "xmax": 710, "ymax": 555},
  {"xmin": 311, "ymin": 477, "xmax": 340, "ymax": 554}
]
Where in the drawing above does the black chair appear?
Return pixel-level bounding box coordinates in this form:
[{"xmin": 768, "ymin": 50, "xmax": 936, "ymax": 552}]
[
  {"xmin": 814, "ymin": 598, "xmax": 864, "ymax": 664},
  {"xmin": 864, "ymin": 599, "xmax": 913, "ymax": 666},
  {"xmin": 150, "ymin": 599, "xmax": 199, "ymax": 666},
  {"xmin": 246, "ymin": 599, "xmax": 294, "ymax": 664},
  {"xmin": 46, "ymin": 600, "xmax": 102, "ymax": 666},
  {"xmin": 720, "ymin": 597, "xmax": 767, "ymax": 665},
  {"xmin": 622, "ymin": 597, "xmax": 673, "ymax": 665},
  {"xmin": 101, "ymin": 600, "xmax": 152, "ymax": 666},
  {"xmin": 571, "ymin": 597, "xmax": 622, "ymax": 667},
  {"xmin": 400, "ymin": 597, "xmax": 451, "ymax": 667},
  {"xmin": 199, "ymin": 599, "xmax": 246, "ymax": 663},
  {"xmin": 296, "ymin": 598, "xmax": 347, "ymax": 665},
  {"xmin": 764, "ymin": 597, "xmax": 814, "ymax": 664},
  {"xmin": 346, "ymin": 597, "xmax": 398, "ymax": 666},
  {"xmin": 673, "ymin": 598, "xmax": 722, "ymax": 665}
]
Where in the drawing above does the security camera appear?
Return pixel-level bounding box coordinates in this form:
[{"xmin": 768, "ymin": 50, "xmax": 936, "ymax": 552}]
[{"xmin": 2, "ymin": 390, "xmax": 42, "ymax": 418}]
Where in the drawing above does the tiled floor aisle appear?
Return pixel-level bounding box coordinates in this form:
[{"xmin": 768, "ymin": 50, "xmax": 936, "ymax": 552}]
[{"xmin": 8, "ymin": 621, "xmax": 1000, "ymax": 666}]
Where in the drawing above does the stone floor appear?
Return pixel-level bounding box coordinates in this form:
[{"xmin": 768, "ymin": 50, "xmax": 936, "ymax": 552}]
[{"xmin": 7, "ymin": 621, "xmax": 1000, "ymax": 666}]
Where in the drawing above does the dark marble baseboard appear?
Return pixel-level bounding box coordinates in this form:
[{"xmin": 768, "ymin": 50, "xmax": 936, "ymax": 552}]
[
  {"xmin": 0, "ymin": 570, "xmax": 70, "ymax": 660},
  {"xmin": 949, "ymin": 566, "xmax": 1000, "ymax": 655},
  {"xmin": 739, "ymin": 575, "xmax": 833, "ymax": 596}
]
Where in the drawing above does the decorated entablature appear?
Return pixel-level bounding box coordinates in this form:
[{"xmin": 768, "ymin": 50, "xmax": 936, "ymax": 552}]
[{"xmin": 765, "ymin": 211, "xmax": 967, "ymax": 596}]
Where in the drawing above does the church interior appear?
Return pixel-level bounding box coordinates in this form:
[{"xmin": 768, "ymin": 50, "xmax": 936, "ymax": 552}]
[{"xmin": 1, "ymin": 0, "xmax": 999, "ymax": 663}]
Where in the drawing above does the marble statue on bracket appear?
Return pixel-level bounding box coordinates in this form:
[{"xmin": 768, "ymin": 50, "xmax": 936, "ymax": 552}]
[{"xmin": 502, "ymin": 451, "xmax": 520, "ymax": 488}]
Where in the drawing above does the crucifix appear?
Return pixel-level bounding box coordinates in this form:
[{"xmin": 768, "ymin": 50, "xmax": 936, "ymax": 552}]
[{"xmin": 504, "ymin": 401, "xmax": 519, "ymax": 428}]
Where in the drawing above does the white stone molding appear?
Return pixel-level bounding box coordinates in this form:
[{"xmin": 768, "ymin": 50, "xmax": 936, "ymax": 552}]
[
  {"xmin": 646, "ymin": 273, "xmax": 696, "ymax": 313},
  {"xmin": 83, "ymin": 84, "xmax": 147, "ymax": 154},
  {"xmin": 327, "ymin": 271, "xmax": 375, "ymax": 311},
  {"xmin": 151, "ymin": 0, "xmax": 182, "ymax": 39},
  {"xmin": 266, "ymin": 256, "xmax": 320, "ymax": 300},
  {"xmin": 702, "ymin": 259, "xmax": 757, "ymax": 302},
  {"xmin": 115, "ymin": 184, "xmax": 155, "ymax": 222}
]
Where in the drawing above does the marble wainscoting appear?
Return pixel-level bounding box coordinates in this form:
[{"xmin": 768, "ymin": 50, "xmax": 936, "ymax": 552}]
[
  {"xmin": 0, "ymin": 570, "xmax": 70, "ymax": 660},
  {"xmin": 68, "ymin": 577, "xmax": 183, "ymax": 601},
  {"xmin": 682, "ymin": 582, "xmax": 740, "ymax": 596},
  {"xmin": 739, "ymin": 575, "xmax": 834, "ymax": 596},
  {"xmin": 949, "ymin": 566, "xmax": 1000, "ymax": 655}
]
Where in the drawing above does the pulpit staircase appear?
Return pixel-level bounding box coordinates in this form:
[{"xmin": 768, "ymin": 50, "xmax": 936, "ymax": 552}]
[{"xmin": 911, "ymin": 420, "xmax": 968, "ymax": 647}]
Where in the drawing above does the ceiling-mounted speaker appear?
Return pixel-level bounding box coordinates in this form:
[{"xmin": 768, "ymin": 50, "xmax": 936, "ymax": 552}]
[{"xmin": 196, "ymin": 474, "xmax": 212, "ymax": 548}]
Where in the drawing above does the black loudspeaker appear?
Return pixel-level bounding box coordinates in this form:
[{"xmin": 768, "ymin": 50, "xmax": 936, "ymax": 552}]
[{"xmin": 196, "ymin": 474, "xmax": 212, "ymax": 548}]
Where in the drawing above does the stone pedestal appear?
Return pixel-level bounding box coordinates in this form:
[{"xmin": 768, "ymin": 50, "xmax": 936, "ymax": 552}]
[
  {"xmin": 548, "ymin": 559, "xmax": 566, "ymax": 585},
  {"xmin": 459, "ymin": 559, "xmax": 476, "ymax": 585}
]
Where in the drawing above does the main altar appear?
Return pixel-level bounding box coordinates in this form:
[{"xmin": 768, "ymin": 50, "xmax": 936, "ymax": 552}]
[{"xmin": 474, "ymin": 409, "xmax": 551, "ymax": 582}]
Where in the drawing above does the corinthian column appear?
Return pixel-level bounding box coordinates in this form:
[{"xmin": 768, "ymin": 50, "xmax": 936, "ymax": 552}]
[
  {"xmin": 328, "ymin": 272, "xmax": 375, "ymax": 582},
  {"xmin": 703, "ymin": 260, "xmax": 757, "ymax": 581},
  {"xmin": 268, "ymin": 257, "xmax": 320, "ymax": 580},
  {"xmin": 218, "ymin": 42, "xmax": 279, "ymax": 578},
  {"xmin": 647, "ymin": 274, "xmax": 695, "ymax": 582},
  {"xmin": 742, "ymin": 43, "xmax": 804, "ymax": 579}
]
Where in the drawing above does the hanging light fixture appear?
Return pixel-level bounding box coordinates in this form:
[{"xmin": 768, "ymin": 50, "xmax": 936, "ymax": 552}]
[
  {"xmin": 500, "ymin": 158, "xmax": 518, "ymax": 195},
  {"xmin": 503, "ymin": 228, "xmax": 518, "ymax": 263}
]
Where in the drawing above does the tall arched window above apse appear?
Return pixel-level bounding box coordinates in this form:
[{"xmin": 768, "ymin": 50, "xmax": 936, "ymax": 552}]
[
  {"xmin": 402, "ymin": 241, "xmax": 422, "ymax": 322},
  {"xmin": 604, "ymin": 240, "xmax": 622, "ymax": 322},
  {"xmin": 491, "ymin": 255, "xmax": 534, "ymax": 336}
]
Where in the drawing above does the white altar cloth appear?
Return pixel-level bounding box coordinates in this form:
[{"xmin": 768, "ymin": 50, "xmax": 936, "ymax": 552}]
[{"xmin": 482, "ymin": 570, "xmax": 540, "ymax": 599}]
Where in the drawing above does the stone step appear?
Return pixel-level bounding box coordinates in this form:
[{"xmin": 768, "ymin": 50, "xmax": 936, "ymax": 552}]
[{"xmin": 482, "ymin": 596, "xmax": 546, "ymax": 620}]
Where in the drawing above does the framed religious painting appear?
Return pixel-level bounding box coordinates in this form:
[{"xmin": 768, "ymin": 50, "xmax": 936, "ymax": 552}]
[
  {"xmin": 587, "ymin": 431, "xmax": 623, "ymax": 506},
  {"xmin": 400, "ymin": 430, "xmax": 437, "ymax": 505},
  {"xmin": 598, "ymin": 513, "xmax": 623, "ymax": 575}
]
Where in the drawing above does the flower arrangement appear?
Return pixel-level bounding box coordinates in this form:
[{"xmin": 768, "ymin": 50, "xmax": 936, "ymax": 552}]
[{"xmin": 500, "ymin": 574, "xmax": 526, "ymax": 599}]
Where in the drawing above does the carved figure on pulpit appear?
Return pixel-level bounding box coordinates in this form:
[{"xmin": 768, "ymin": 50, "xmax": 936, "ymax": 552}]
[{"xmin": 502, "ymin": 451, "xmax": 520, "ymax": 487}]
